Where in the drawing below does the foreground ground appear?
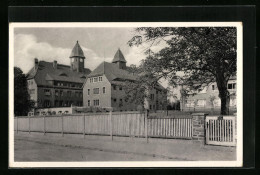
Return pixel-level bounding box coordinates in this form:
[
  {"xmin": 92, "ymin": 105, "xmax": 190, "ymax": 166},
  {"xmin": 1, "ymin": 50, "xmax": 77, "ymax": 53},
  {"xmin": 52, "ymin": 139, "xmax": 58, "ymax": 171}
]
[{"xmin": 14, "ymin": 132, "xmax": 236, "ymax": 161}]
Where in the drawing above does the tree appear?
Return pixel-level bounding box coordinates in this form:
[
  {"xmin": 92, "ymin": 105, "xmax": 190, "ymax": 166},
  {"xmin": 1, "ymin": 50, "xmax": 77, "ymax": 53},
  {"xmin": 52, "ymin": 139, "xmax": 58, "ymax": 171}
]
[
  {"xmin": 14, "ymin": 67, "xmax": 35, "ymax": 116},
  {"xmin": 128, "ymin": 27, "xmax": 236, "ymax": 115}
]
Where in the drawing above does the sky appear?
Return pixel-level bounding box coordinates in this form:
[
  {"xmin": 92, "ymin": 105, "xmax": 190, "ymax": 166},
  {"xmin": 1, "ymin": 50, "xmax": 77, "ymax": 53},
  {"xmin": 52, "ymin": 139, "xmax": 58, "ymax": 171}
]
[
  {"xmin": 13, "ymin": 27, "xmax": 181, "ymax": 100},
  {"xmin": 14, "ymin": 27, "xmax": 150, "ymax": 73}
]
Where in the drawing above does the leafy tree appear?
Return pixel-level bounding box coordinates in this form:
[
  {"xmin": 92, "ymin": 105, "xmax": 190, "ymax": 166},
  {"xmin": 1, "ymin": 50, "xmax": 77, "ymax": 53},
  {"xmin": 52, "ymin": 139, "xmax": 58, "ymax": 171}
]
[
  {"xmin": 128, "ymin": 27, "xmax": 236, "ymax": 115},
  {"xmin": 14, "ymin": 67, "xmax": 35, "ymax": 116}
]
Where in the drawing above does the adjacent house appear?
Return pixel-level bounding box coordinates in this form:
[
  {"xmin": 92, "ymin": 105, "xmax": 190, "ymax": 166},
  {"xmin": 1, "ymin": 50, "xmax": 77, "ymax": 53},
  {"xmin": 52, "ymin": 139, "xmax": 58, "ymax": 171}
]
[
  {"xmin": 180, "ymin": 76, "xmax": 237, "ymax": 112},
  {"xmin": 83, "ymin": 49, "xmax": 167, "ymax": 111},
  {"xmin": 26, "ymin": 41, "xmax": 91, "ymax": 109}
]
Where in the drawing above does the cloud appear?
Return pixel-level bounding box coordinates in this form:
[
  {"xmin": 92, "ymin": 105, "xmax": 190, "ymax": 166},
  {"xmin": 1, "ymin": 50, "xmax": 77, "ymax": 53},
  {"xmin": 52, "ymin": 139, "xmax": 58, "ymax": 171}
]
[{"xmin": 14, "ymin": 34, "xmax": 107, "ymax": 73}]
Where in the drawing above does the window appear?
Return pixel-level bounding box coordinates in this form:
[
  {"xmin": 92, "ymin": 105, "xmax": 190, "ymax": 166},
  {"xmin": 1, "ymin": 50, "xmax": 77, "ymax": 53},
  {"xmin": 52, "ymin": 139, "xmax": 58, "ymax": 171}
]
[
  {"xmin": 44, "ymin": 89, "xmax": 51, "ymax": 96},
  {"xmin": 80, "ymin": 58, "xmax": 83, "ymax": 62},
  {"xmin": 212, "ymin": 85, "xmax": 215, "ymax": 90},
  {"xmin": 99, "ymin": 76, "xmax": 102, "ymax": 81},
  {"xmin": 150, "ymin": 94, "xmax": 155, "ymax": 100},
  {"xmin": 79, "ymin": 92, "xmax": 82, "ymax": 97},
  {"xmin": 103, "ymin": 87, "xmax": 106, "ymax": 94},
  {"xmin": 87, "ymin": 89, "xmax": 90, "ymax": 95},
  {"xmin": 93, "ymin": 88, "xmax": 99, "ymax": 94},
  {"xmin": 119, "ymin": 86, "xmax": 122, "ymax": 90},
  {"xmin": 197, "ymin": 99, "xmax": 206, "ymax": 107},
  {"xmin": 55, "ymin": 90, "xmax": 59, "ymax": 97},
  {"xmin": 94, "ymin": 77, "xmax": 98, "ymax": 82},
  {"xmin": 67, "ymin": 91, "xmax": 72, "ymax": 97},
  {"xmin": 186, "ymin": 100, "xmax": 194, "ymax": 107},
  {"xmin": 60, "ymin": 90, "xmax": 63, "ymax": 97},
  {"xmin": 114, "ymin": 98, "xmax": 117, "ymax": 102},
  {"xmin": 59, "ymin": 101, "xmax": 63, "ymax": 107},
  {"xmin": 113, "ymin": 85, "xmax": 117, "ymax": 90},
  {"xmin": 55, "ymin": 100, "xmax": 59, "ymax": 107},
  {"xmin": 93, "ymin": 99, "xmax": 99, "ymax": 106},
  {"xmin": 228, "ymin": 83, "xmax": 236, "ymax": 90},
  {"xmin": 75, "ymin": 92, "xmax": 79, "ymax": 97},
  {"xmin": 88, "ymin": 100, "xmax": 90, "ymax": 106},
  {"xmin": 156, "ymin": 90, "xmax": 158, "ymax": 94},
  {"xmin": 29, "ymin": 89, "xmax": 35, "ymax": 94},
  {"xmin": 71, "ymin": 58, "xmax": 74, "ymax": 62},
  {"xmin": 43, "ymin": 100, "xmax": 51, "ymax": 107},
  {"xmin": 90, "ymin": 78, "xmax": 93, "ymax": 83}
]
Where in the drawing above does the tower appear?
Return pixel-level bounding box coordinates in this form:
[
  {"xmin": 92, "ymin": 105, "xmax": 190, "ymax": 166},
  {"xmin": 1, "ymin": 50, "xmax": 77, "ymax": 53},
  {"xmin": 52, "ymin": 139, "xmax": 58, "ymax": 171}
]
[
  {"xmin": 70, "ymin": 41, "xmax": 85, "ymax": 72},
  {"xmin": 112, "ymin": 48, "xmax": 127, "ymax": 70}
]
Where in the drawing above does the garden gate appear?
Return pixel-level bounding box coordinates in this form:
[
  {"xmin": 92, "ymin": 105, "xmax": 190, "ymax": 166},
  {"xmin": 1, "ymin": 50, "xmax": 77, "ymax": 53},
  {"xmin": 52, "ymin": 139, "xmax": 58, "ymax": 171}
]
[{"xmin": 205, "ymin": 116, "xmax": 236, "ymax": 146}]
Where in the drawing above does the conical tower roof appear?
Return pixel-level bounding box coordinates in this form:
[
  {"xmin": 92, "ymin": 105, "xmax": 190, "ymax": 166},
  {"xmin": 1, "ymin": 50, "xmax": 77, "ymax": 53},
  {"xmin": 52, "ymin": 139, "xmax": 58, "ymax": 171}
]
[
  {"xmin": 112, "ymin": 48, "xmax": 126, "ymax": 63},
  {"xmin": 70, "ymin": 41, "xmax": 85, "ymax": 58}
]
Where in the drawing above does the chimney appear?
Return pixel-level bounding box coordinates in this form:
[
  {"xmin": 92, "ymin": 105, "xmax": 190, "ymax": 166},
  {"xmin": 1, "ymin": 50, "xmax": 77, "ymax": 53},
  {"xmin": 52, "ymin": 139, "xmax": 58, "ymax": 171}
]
[
  {"xmin": 34, "ymin": 58, "xmax": 38, "ymax": 70},
  {"xmin": 53, "ymin": 60, "xmax": 57, "ymax": 69}
]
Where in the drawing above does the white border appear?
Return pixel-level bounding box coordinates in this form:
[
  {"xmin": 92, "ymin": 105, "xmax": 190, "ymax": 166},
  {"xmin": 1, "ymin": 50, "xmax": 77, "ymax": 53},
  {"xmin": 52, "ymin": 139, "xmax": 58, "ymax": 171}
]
[{"xmin": 9, "ymin": 22, "xmax": 243, "ymax": 168}]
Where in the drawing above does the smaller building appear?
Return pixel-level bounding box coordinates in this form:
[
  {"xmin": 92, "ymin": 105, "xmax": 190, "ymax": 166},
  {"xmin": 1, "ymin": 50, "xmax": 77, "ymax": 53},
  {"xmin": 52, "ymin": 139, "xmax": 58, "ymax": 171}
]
[
  {"xmin": 180, "ymin": 77, "xmax": 237, "ymax": 112},
  {"xmin": 83, "ymin": 49, "xmax": 167, "ymax": 112}
]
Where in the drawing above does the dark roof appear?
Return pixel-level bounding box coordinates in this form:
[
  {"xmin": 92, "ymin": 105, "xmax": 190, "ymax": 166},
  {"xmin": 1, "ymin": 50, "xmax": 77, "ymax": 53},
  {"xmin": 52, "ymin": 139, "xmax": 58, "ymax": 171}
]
[
  {"xmin": 70, "ymin": 41, "xmax": 85, "ymax": 58},
  {"xmin": 26, "ymin": 61, "xmax": 91, "ymax": 85},
  {"xmin": 87, "ymin": 62, "xmax": 136, "ymax": 81},
  {"xmin": 87, "ymin": 62, "xmax": 166, "ymax": 91},
  {"xmin": 112, "ymin": 49, "xmax": 126, "ymax": 63}
]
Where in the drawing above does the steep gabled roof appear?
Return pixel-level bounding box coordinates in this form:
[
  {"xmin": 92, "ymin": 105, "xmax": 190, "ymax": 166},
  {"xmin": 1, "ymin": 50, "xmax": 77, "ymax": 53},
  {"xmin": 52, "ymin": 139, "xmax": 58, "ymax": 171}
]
[
  {"xmin": 26, "ymin": 61, "xmax": 91, "ymax": 85},
  {"xmin": 87, "ymin": 62, "xmax": 136, "ymax": 81},
  {"xmin": 70, "ymin": 41, "xmax": 85, "ymax": 58},
  {"xmin": 112, "ymin": 49, "xmax": 126, "ymax": 63}
]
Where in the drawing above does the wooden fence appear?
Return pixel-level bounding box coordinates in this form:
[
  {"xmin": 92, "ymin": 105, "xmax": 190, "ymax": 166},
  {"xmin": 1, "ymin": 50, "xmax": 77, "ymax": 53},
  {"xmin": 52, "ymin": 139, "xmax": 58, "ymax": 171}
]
[{"xmin": 14, "ymin": 112, "xmax": 193, "ymax": 140}]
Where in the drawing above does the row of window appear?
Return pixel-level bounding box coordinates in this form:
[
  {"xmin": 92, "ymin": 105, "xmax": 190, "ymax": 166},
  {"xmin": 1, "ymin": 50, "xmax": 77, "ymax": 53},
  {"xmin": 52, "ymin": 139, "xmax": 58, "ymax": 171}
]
[
  {"xmin": 112, "ymin": 85, "xmax": 123, "ymax": 91},
  {"xmin": 43, "ymin": 100, "xmax": 83, "ymax": 108},
  {"xmin": 29, "ymin": 89, "xmax": 35, "ymax": 94},
  {"xmin": 44, "ymin": 89, "xmax": 82, "ymax": 97},
  {"xmin": 87, "ymin": 87, "xmax": 106, "ymax": 95},
  {"xmin": 212, "ymin": 83, "xmax": 236, "ymax": 91},
  {"xmin": 87, "ymin": 99, "xmax": 100, "ymax": 106},
  {"xmin": 28, "ymin": 80, "xmax": 34, "ymax": 85},
  {"xmin": 54, "ymin": 81, "xmax": 82, "ymax": 88},
  {"xmin": 89, "ymin": 76, "xmax": 103, "ymax": 83},
  {"xmin": 71, "ymin": 58, "xmax": 84, "ymax": 63},
  {"xmin": 186, "ymin": 98, "xmax": 237, "ymax": 107}
]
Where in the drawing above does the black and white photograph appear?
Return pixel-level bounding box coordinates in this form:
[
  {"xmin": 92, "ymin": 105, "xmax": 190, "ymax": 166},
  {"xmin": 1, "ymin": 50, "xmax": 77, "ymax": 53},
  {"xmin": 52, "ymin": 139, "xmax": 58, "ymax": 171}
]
[{"xmin": 9, "ymin": 22, "xmax": 243, "ymax": 167}]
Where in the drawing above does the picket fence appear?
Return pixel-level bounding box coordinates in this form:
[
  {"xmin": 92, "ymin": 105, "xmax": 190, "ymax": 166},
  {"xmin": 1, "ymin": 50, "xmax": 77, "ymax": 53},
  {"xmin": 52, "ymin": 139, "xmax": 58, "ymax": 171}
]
[{"xmin": 14, "ymin": 112, "xmax": 193, "ymax": 140}]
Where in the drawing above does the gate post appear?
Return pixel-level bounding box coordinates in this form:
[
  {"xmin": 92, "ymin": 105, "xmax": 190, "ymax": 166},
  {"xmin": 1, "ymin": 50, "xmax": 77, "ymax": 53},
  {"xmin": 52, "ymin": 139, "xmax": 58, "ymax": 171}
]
[{"xmin": 191, "ymin": 113, "xmax": 208, "ymax": 145}]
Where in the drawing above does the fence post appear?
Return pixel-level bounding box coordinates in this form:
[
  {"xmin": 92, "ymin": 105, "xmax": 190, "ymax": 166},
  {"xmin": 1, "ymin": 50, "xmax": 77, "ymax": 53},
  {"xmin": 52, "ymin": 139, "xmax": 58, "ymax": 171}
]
[
  {"xmin": 83, "ymin": 114, "xmax": 86, "ymax": 139},
  {"xmin": 145, "ymin": 109, "xmax": 148, "ymax": 143},
  {"xmin": 110, "ymin": 110, "xmax": 113, "ymax": 141},
  {"xmin": 61, "ymin": 115, "xmax": 64, "ymax": 137},
  {"xmin": 28, "ymin": 116, "xmax": 31, "ymax": 134},
  {"xmin": 43, "ymin": 115, "xmax": 46, "ymax": 135},
  {"xmin": 191, "ymin": 113, "xmax": 208, "ymax": 145}
]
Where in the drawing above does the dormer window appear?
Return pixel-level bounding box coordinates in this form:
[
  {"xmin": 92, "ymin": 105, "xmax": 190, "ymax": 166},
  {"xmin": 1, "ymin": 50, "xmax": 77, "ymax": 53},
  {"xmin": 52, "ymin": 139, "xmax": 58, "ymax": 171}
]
[
  {"xmin": 59, "ymin": 73, "xmax": 68, "ymax": 77},
  {"xmin": 80, "ymin": 75, "xmax": 86, "ymax": 79}
]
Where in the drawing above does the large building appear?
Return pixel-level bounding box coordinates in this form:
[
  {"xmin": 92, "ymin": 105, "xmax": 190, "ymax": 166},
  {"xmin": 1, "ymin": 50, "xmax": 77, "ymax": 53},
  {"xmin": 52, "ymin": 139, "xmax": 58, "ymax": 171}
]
[
  {"xmin": 180, "ymin": 76, "xmax": 237, "ymax": 112},
  {"xmin": 83, "ymin": 49, "xmax": 167, "ymax": 111},
  {"xmin": 26, "ymin": 41, "xmax": 91, "ymax": 108}
]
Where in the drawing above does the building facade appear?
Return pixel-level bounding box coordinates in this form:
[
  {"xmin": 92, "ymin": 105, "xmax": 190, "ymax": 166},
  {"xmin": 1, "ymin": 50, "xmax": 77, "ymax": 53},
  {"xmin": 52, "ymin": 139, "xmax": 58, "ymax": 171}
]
[
  {"xmin": 83, "ymin": 49, "xmax": 167, "ymax": 111},
  {"xmin": 180, "ymin": 77, "xmax": 237, "ymax": 112},
  {"xmin": 26, "ymin": 41, "xmax": 91, "ymax": 109}
]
